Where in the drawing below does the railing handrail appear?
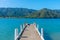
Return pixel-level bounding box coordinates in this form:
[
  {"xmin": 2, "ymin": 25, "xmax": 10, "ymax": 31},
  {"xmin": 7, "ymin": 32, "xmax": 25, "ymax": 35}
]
[
  {"xmin": 33, "ymin": 24, "xmax": 44, "ymax": 40},
  {"xmin": 14, "ymin": 23, "xmax": 45, "ymax": 40},
  {"xmin": 14, "ymin": 24, "xmax": 27, "ymax": 40}
]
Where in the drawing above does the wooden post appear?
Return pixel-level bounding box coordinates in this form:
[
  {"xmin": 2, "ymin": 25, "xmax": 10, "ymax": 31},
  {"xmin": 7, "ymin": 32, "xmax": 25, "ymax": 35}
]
[
  {"xmin": 23, "ymin": 24, "xmax": 25, "ymax": 29},
  {"xmin": 15, "ymin": 28, "xmax": 18, "ymax": 40},
  {"xmin": 37, "ymin": 24, "xmax": 39, "ymax": 30},
  {"xmin": 20, "ymin": 25, "xmax": 23, "ymax": 33},
  {"xmin": 41, "ymin": 28, "xmax": 45, "ymax": 40},
  {"xmin": 41, "ymin": 28, "xmax": 43, "ymax": 37}
]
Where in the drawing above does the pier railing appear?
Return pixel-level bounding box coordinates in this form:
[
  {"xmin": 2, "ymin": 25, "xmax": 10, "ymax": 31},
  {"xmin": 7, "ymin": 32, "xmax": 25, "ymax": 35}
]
[
  {"xmin": 14, "ymin": 23, "xmax": 44, "ymax": 40},
  {"xmin": 14, "ymin": 24, "xmax": 27, "ymax": 40},
  {"xmin": 36, "ymin": 25, "xmax": 44, "ymax": 40}
]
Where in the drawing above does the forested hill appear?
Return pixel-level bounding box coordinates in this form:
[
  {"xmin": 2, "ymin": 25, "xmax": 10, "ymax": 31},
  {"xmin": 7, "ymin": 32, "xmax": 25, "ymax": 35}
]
[
  {"xmin": 0, "ymin": 8, "xmax": 60, "ymax": 18},
  {"xmin": 27, "ymin": 8, "xmax": 60, "ymax": 18},
  {"xmin": 0, "ymin": 8, "xmax": 36, "ymax": 18}
]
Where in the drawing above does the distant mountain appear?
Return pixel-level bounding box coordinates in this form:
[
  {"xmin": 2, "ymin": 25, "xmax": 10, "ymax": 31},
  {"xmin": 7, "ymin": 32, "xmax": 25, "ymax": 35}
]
[
  {"xmin": 0, "ymin": 8, "xmax": 36, "ymax": 18},
  {"xmin": 0, "ymin": 8, "xmax": 60, "ymax": 18},
  {"xmin": 27, "ymin": 8, "xmax": 60, "ymax": 18}
]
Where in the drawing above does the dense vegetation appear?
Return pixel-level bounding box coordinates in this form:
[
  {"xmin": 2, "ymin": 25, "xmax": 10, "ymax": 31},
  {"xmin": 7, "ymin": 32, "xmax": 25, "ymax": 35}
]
[
  {"xmin": 27, "ymin": 8, "xmax": 60, "ymax": 18},
  {"xmin": 0, "ymin": 8, "xmax": 36, "ymax": 18},
  {"xmin": 0, "ymin": 8, "xmax": 60, "ymax": 18}
]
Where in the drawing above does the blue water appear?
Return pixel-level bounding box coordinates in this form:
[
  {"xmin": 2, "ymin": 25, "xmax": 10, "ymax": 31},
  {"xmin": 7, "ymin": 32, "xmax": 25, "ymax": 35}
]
[{"xmin": 0, "ymin": 18, "xmax": 60, "ymax": 40}]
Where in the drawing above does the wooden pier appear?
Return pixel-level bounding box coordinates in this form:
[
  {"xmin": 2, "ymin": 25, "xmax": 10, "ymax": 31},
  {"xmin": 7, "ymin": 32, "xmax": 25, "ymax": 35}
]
[{"xmin": 14, "ymin": 23, "xmax": 44, "ymax": 40}]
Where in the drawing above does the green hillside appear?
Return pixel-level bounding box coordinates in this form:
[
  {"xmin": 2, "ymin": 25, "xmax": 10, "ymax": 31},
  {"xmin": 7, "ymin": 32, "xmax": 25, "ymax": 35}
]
[
  {"xmin": 0, "ymin": 8, "xmax": 60, "ymax": 18},
  {"xmin": 0, "ymin": 8, "xmax": 36, "ymax": 18},
  {"xmin": 27, "ymin": 8, "xmax": 60, "ymax": 18}
]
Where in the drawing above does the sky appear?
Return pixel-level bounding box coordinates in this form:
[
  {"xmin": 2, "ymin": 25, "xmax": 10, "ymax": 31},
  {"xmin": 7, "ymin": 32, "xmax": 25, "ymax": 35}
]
[{"xmin": 0, "ymin": 0, "xmax": 60, "ymax": 10}]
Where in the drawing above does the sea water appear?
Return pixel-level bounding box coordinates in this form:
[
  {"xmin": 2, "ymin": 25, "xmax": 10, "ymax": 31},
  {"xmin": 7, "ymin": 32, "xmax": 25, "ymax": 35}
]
[{"xmin": 0, "ymin": 18, "xmax": 60, "ymax": 40}]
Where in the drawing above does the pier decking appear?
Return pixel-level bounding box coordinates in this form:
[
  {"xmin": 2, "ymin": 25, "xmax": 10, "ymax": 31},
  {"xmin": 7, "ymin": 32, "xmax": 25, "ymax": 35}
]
[{"xmin": 14, "ymin": 23, "xmax": 44, "ymax": 40}]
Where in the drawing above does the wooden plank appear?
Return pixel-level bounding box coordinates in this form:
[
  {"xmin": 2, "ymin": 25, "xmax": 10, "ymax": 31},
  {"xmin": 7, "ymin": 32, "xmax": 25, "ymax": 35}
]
[{"xmin": 20, "ymin": 24, "xmax": 42, "ymax": 40}]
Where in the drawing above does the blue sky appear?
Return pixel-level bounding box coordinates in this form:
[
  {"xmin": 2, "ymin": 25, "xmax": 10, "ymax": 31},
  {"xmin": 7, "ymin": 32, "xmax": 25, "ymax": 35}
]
[{"xmin": 0, "ymin": 0, "xmax": 60, "ymax": 10}]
